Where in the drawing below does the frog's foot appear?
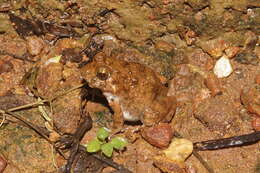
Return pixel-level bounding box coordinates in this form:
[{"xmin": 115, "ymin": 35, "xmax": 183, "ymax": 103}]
[
  {"xmin": 109, "ymin": 126, "xmax": 142, "ymax": 141},
  {"xmin": 112, "ymin": 113, "xmax": 124, "ymax": 129},
  {"xmin": 110, "ymin": 112, "xmax": 124, "ymax": 136},
  {"xmin": 141, "ymin": 108, "xmax": 161, "ymax": 126},
  {"xmin": 109, "ymin": 127, "xmax": 124, "ymax": 138}
]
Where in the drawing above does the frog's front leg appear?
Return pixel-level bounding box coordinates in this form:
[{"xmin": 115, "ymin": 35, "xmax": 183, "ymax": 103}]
[
  {"xmin": 103, "ymin": 92, "xmax": 124, "ymax": 130},
  {"xmin": 110, "ymin": 100, "xmax": 124, "ymax": 129}
]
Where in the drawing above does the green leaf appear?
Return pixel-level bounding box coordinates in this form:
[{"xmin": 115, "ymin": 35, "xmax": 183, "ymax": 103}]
[
  {"xmin": 97, "ymin": 127, "xmax": 110, "ymax": 141},
  {"xmin": 110, "ymin": 137, "xmax": 128, "ymax": 150},
  {"xmin": 101, "ymin": 143, "xmax": 114, "ymax": 157},
  {"xmin": 86, "ymin": 138, "xmax": 102, "ymax": 153}
]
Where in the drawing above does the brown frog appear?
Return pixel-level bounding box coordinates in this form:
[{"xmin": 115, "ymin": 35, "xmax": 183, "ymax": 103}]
[{"xmin": 80, "ymin": 53, "xmax": 176, "ymax": 128}]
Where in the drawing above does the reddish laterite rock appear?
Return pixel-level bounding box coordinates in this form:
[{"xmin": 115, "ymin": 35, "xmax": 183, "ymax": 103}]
[{"xmin": 141, "ymin": 123, "xmax": 174, "ymax": 148}]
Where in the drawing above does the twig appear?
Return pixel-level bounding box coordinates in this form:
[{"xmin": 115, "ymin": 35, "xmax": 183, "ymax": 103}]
[
  {"xmin": 50, "ymin": 144, "xmax": 58, "ymax": 169},
  {"xmin": 59, "ymin": 113, "xmax": 131, "ymax": 172},
  {"xmin": 192, "ymin": 151, "xmax": 215, "ymax": 173},
  {"xmin": 48, "ymin": 84, "xmax": 84, "ymax": 102},
  {"xmin": 0, "ymin": 109, "xmax": 51, "ymax": 142},
  {"xmin": 0, "ymin": 114, "xmax": 5, "ymax": 127},
  {"xmin": 7, "ymin": 84, "xmax": 84, "ymax": 112},
  {"xmin": 0, "ymin": 109, "xmax": 67, "ymax": 159},
  {"xmin": 7, "ymin": 99, "xmax": 47, "ymax": 112},
  {"xmin": 194, "ymin": 131, "xmax": 260, "ymax": 150},
  {"xmin": 92, "ymin": 152, "xmax": 132, "ymax": 173},
  {"xmin": 62, "ymin": 115, "xmax": 93, "ymax": 172},
  {"xmin": 0, "ymin": 84, "xmax": 84, "ymax": 158},
  {"xmin": 0, "ymin": 50, "xmax": 35, "ymax": 62}
]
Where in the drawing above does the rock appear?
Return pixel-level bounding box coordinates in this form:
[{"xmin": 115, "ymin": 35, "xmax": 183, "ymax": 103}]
[
  {"xmin": 255, "ymin": 74, "xmax": 260, "ymax": 85},
  {"xmin": 0, "ymin": 155, "xmax": 7, "ymax": 173},
  {"xmin": 36, "ymin": 63, "xmax": 63, "ymax": 98},
  {"xmin": 155, "ymin": 40, "xmax": 174, "ymax": 52},
  {"xmin": 27, "ymin": 36, "xmax": 45, "ymax": 56},
  {"xmin": 153, "ymin": 155, "xmax": 186, "ymax": 173},
  {"xmin": 0, "ymin": 59, "xmax": 13, "ymax": 74},
  {"xmin": 1, "ymin": 39, "xmax": 27, "ymax": 57},
  {"xmin": 167, "ymin": 65, "xmax": 193, "ymax": 99},
  {"xmin": 234, "ymin": 52, "xmax": 259, "ymax": 65},
  {"xmin": 187, "ymin": 48, "xmax": 214, "ymax": 71},
  {"xmin": 213, "ymin": 55, "xmax": 233, "ymax": 78},
  {"xmin": 204, "ymin": 73, "xmax": 222, "ymax": 96},
  {"xmin": 184, "ymin": 30, "xmax": 196, "ymax": 45},
  {"xmin": 244, "ymin": 31, "xmax": 257, "ymax": 51},
  {"xmin": 241, "ymin": 85, "xmax": 260, "ymax": 117},
  {"xmin": 197, "ymin": 38, "xmax": 229, "ymax": 58},
  {"xmin": 224, "ymin": 46, "xmax": 240, "ymax": 58},
  {"xmin": 185, "ymin": 0, "xmax": 209, "ymax": 10},
  {"xmin": 61, "ymin": 48, "xmax": 83, "ymax": 64},
  {"xmin": 141, "ymin": 123, "xmax": 174, "ymax": 148},
  {"xmin": 163, "ymin": 138, "xmax": 193, "ymax": 162},
  {"xmin": 193, "ymin": 88, "xmax": 211, "ymax": 109},
  {"xmin": 194, "ymin": 95, "xmax": 239, "ymax": 133},
  {"xmin": 252, "ymin": 117, "xmax": 260, "ymax": 131}
]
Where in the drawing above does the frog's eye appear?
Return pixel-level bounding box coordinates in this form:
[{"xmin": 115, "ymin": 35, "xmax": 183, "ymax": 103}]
[{"xmin": 96, "ymin": 66, "xmax": 110, "ymax": 81}]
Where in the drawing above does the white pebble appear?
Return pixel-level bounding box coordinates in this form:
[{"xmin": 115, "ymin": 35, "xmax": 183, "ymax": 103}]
[{"xmin": 214, "ymin": 56, "xmax": 233, "ymax": 78}]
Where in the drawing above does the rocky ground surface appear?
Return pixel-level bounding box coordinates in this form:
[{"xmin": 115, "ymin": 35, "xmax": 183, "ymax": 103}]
[{"xmin": 0, "ymin": 0, "xmax": 259, "ymax": 173}]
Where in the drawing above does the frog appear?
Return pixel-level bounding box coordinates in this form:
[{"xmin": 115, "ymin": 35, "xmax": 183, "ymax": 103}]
[{"xmin": 80, "ymin": 53, "xmax": 177, "ymax": 129}]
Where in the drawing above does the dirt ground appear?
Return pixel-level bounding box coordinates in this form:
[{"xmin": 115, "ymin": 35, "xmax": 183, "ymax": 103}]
[{"xmin": 0, "ymin": 0, "xmax": 259, "ymax": 173}]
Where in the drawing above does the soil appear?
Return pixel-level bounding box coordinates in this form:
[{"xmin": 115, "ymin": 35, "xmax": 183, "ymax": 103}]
[{"xmin": 0, "ymin": 0, "xmax": 259, "ymax": 173}]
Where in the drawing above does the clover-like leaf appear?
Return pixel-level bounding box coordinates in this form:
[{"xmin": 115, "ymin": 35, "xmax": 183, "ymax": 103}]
[
  {"xmin": 101, "ymin": 143, "xmax": 114, "ymax": 157},
  {"xmin": 97, "ymin": 127, "xmax": 110, "ymax": 141},
  {"xmin": 110, "ymin": 137, "xmax": 128, "ymax": 150},
  {"xmin": 86, "ymin": 138, "xmax": 102, "ymax": 153}
]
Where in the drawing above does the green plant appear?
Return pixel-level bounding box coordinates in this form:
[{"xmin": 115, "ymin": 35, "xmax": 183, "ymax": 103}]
[{"xmin": 85, "ymin": 127, "xmax": 128, "ymax": 157}]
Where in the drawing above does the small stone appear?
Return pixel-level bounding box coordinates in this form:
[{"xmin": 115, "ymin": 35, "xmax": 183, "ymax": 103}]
[
  {"xmin": 0, "ymin": 59, "xmax": 13, "ymax": 74},
  {"xmin": 155, "ymin": 40, "xmax": 174, "ymax": 52},
  {"xmin": 252, "ymin": 117, "xmax": 260, "ymax": 131},
  {"xmin": 197, "ymin": 38, "xmax": 229, "ymax": 58},
  {"xmin": 255, "ymin": 74, "xmax": 260, "ymax": 85},
  {"xmin": 184, "ymin": 30, "xmax": 196, "ymax": 45},
  {"xmin": 244, "ymin": 31, "xmax": 257, "ymax": 50},
  {"xmin": 141, "ymin": 123, "xmax": 173, "ymax": 148},
  {"xmin": 27, "ymin": 36, "xmax": 45, "ymax": 56},
  {"xmin": 214, "ymin": 56, "xmax": 233, "ymax": 78},
  {"xmin": 0, "ymin": 155, "xmax": 7, "ymax": 173},
  {"xmin": 186, "ymin": 0, "xmax": 209, "ymax": 10},
  {"xmin": 153, "ymin": 155, "xmax": 186, "ymax": 173},
  {"xmin": 163, "ymin": 138, "xmax": 193, "ymax": 162},
  {"xmin": 234, "ymin": 52, "xmax": 259, "ymax": 65},
  {"xmin": 225, "ymin": 46, "xmax": 240, "ymax": 58},
  {"xmin": 241, "ymin": 85, "xmax": 260, "ymax": 117},
  {"xmin": 193, "ymin": 95, "xmax": 238, "ymax": 133},
  {"xmin": 204, "ymin": 73, "xmax": 222, "ymax": 96}
]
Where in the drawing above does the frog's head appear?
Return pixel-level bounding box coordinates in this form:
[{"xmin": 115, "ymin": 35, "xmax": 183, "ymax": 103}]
[{"xmin": 80, "ymin": 54, "xmax": 114, "ymax": 92}]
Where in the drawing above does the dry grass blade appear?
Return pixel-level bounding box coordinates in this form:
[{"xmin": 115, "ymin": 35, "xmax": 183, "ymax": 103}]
[
  {"xmin": 0, "ymin": 114, "xmax": 5, "ymax": 127},
  {"xmin": 0, "ymin": 109, "xmax": 50, "ymax": 142},
  {"xmin": 6, "ymin": 84, "xmax": 84, "ymax": 112}
]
